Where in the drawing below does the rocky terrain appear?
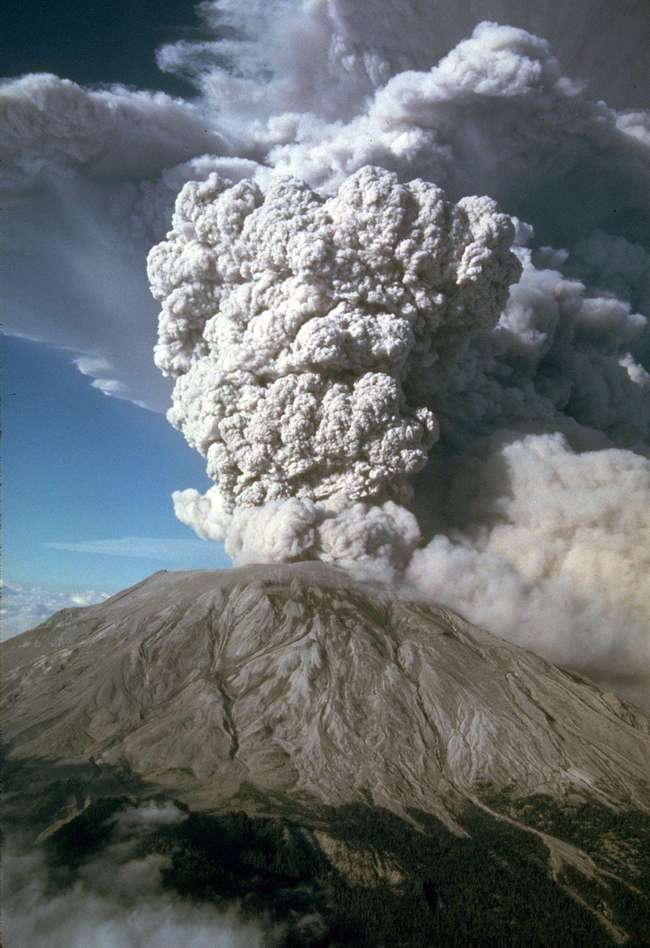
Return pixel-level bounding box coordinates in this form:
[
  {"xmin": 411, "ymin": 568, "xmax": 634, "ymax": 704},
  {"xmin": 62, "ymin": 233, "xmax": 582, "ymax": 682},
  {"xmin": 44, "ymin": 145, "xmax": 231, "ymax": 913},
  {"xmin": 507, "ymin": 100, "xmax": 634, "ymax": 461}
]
[{"xmin": 3, "ymin": 564, "xmax": 650, "ymax": 945}]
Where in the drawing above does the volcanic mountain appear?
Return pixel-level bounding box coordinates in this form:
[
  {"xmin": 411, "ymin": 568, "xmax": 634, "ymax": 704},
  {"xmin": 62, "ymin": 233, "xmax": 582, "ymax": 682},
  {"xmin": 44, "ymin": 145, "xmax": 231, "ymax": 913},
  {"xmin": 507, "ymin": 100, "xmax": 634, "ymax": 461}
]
[{"xmin": 3, "ymin": 564, "xmax": 650, "ymax": 946}]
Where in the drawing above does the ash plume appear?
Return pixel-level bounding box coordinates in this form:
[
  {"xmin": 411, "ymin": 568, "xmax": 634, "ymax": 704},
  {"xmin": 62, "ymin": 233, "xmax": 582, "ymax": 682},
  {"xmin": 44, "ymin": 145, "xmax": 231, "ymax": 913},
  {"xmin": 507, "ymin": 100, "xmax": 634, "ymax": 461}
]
[
  {"xmin": 147, "ymin": 166, "xmax": 520, "ymax": 573},
  {"xmin": 2, "ymin": 0, "xmax": 649, "ymax": 701},
  {"xmin": 146, "ymin": 10, "xmax": 650, "ymax": 704}
]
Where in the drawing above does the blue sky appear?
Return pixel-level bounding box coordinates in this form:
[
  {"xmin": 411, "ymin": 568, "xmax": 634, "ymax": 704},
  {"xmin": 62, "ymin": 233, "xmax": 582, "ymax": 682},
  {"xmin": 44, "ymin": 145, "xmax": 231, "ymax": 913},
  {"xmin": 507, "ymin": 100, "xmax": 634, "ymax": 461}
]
[
  {"xmin": 1, "ymin": 0, "xmax": 201, "ymax": 96},
  {"xmin": 3, "ymin": 336, "xmax": 229, "ymax": 596},
  {"xmin": 2, "ymin": 0, "xmax": 231, "ymax": 635}
]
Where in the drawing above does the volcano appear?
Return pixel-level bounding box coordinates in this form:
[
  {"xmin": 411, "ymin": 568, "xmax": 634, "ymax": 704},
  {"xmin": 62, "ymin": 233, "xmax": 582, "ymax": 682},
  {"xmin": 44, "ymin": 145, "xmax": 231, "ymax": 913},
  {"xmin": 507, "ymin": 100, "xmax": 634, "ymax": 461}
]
[{"xmin": 3, "ymin": 564, "xmax": 650, "ymax": 945}]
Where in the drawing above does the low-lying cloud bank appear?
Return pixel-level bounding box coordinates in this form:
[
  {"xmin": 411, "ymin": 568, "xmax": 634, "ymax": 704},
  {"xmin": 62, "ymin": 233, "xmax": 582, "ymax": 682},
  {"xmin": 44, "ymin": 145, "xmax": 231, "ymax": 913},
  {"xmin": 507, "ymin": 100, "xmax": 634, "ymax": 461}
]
[
  {"xmin": 2, "ymin": 803, "xmax": 271, "ymax": 948},
  {"xmin": 0, "ymin": 582, "xmax": 110, "ymax": 640}
]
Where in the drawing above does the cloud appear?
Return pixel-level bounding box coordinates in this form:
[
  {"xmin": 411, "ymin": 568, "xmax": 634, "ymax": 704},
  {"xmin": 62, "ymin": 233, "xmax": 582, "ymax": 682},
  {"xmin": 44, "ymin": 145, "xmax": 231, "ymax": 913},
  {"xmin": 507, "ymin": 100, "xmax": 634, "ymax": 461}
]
[
  {"xmin": 4, "ymin": 2, "xmax": 649, "ymax": 409},
  {"xmin": 0, "ymin": 73, "xmax": 261, "ymax": 411},
  {"xmin": 43, "ymin": 537, "xmax": 229, "ymax": 566},
  {"xmin": 4, "ymin": 1, "xmax": 650, "ymax": 706},
  {"xmin": 158, "ymin": 0, "xmax": 650, "ymax": 120},
  {"xmin": 261, "ymin": 21, "xmax": 649, "ymax": 259},
  {"xmin": 0, "ymin": 581, "xmax": 111, "ymax": 639},
  {"xmin": 2, "ymin": 802, "xmax": 269, "ymax": 948},
  {"xmin": 407, "ymin": 433, "xmax": 650, "ymax": 709},
  {"xmin": 148, "ymin": 165, "xmax": 520, "ymax": 571}
]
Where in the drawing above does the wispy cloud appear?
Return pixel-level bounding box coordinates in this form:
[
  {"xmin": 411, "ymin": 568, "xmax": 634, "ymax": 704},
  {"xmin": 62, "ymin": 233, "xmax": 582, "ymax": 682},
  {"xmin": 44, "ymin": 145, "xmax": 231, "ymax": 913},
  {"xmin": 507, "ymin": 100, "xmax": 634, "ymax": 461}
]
[
  {"xmin": 1, "ymin": 581, "xmax": 111, "ymax": 639},
  {"xmin": 44, "ymin": 536, "xmax": 227, "ymax": 567}
]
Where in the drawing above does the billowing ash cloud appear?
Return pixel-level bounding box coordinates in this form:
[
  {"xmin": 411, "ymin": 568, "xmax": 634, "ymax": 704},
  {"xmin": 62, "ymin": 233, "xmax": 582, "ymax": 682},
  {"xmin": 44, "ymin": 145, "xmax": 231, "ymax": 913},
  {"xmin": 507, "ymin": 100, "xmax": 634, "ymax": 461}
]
[
  {"xmin": 407, "ymin": 434, "xmax": 650, "ymax": 701},
  {"xmin": 144, "ymin": 9, "xmax": 650, "ymax": 705},
  {"xmin": 3, "ymin": 1, "xmax": 650, "ymax": 702},
  {"xmin": 148, "ymin": 165, "xmax": 520, "ymax": 572},
  {"xmin": 4, "ymin": 2, "xmax": 650, "ymax": 406},
  {"xmin": 148, "ymin": 158, "xmax": 650, "ymax": 705}
]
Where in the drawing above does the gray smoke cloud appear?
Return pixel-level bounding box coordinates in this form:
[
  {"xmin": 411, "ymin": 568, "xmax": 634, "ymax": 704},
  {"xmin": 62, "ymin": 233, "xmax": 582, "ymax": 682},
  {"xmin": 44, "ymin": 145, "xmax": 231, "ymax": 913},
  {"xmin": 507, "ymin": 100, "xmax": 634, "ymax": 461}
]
[
  {"xmin": 143, "ymin": 6, "xmax": 650, "ymax": 705},
  {"xmin": 3, "ymin": 2, "xmax": 649, "ymax": 701},
  {"xmin": 3, "ymin": 1, "xmax": 649, "ymax": 406},
  {"xmin": 157, "ymin": 0, "xmax": 650, "ymax": 117}
]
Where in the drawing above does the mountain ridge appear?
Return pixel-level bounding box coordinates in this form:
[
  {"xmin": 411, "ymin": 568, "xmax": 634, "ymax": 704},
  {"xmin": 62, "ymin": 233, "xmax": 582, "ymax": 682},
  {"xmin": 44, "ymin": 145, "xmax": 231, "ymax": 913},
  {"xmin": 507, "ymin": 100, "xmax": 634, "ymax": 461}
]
[
  {"xmin": 4, "ymin": 564, "xmax": 649, "ymax": 819},
  {"xmin": 3, "ymin": 564, "xmax": 650, "ymax": 946}
]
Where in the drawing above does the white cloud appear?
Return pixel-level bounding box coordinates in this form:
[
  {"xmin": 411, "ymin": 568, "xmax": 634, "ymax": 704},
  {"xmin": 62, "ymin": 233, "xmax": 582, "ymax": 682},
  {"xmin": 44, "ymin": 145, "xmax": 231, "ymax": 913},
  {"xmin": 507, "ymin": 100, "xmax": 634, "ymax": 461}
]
[
  {"xmin": 0, "ymin": 581, "xmax": 111, "ymax": 639},
  {"xmin": 3, "ymin": 802, "xmax": 269, "ymax": 948},
  {"xmin": 1, "ymin": 544, "xmax": 228, "ymax": 639},
  {"xmin": 44, "ymin": 536, "xmax": 228, "ymax": 566}
]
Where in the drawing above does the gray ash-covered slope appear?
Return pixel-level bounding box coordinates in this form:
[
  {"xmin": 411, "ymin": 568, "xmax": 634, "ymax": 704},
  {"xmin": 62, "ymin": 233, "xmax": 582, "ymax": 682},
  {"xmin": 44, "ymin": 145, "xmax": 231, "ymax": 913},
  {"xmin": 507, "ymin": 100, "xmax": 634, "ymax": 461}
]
[
  {"xmin": 3, "ymin": 564, "xmax": 650, "ymax": 946},
  {"xmin": 3, "ymin": 563, "xmax": 649, "ymax": 817}
]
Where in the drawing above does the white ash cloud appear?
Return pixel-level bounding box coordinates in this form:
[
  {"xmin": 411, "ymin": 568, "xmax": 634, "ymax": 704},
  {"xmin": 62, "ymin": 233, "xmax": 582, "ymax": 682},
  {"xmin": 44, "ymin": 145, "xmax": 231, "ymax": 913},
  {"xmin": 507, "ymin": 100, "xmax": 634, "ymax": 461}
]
[
  {"xmin": 3, "ymin": 0, "xmax": 650, "ymax": 702},
  {"xmin": 2, "ymin": 802, "xmax": 270, "ymax": 948},
  {"xmin": 150, "ymin": 157, "xmax": 650, "ymax": 704},
  {"xmin": 148, "ymin": 165, "xmax": 520, "ymax": 573},
  {"xmin": 407, "ymin": 433, "xmax": 650, "ymax": 704}
]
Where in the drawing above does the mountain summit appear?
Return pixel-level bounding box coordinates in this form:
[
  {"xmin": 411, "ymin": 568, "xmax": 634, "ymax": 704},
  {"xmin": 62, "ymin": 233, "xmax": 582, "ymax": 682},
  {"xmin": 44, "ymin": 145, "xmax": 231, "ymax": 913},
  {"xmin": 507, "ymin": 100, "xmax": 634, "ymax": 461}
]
[{"xmin": 3, "ymin": 564, "xmax": 650, "ymax": 945}]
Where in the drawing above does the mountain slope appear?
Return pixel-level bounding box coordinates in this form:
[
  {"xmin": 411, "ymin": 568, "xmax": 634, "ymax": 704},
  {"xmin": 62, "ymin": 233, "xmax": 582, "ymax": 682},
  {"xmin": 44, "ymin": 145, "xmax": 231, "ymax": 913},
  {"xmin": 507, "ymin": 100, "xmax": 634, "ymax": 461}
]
[
  {"xmin": 3, "ymin": 564, "xmax": 650, "ymax": 945},
  {"xmin": 4, "ymin": 563, "xmax": 649, "ymax": 817}
]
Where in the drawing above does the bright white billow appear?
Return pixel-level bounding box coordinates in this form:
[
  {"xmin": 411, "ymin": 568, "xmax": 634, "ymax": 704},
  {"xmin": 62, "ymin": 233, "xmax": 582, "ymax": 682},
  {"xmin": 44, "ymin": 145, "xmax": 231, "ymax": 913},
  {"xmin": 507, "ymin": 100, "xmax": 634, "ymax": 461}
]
[{"xmin": 148, "ymin": 165, "xmax": 520, "ymax": 570}]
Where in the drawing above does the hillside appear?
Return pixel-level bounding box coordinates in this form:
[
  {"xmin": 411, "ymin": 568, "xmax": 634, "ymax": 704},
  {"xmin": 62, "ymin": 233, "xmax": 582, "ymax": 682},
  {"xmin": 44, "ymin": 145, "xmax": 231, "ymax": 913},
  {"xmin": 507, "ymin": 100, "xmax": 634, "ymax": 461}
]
[{"xmin": 3, "ymin": 564, "xmax": 650, "ymax": 945}]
